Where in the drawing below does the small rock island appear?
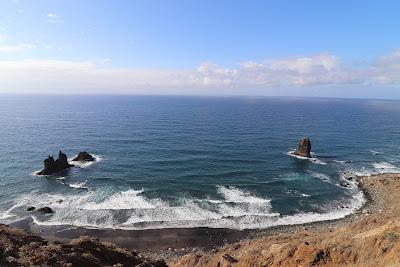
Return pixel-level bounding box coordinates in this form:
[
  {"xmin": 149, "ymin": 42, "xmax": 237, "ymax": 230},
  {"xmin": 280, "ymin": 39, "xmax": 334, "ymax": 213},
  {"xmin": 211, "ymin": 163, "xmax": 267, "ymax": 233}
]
[
  {"xmin": 293, "ymin": 137, "xmax": 312, "ymax": 158},
  {"xmin": 37, "ymin": 151, "xmax": 74, "ymax": 175},
  {"xmin": 72, "ymin": 151, "xmax": 95, "ymax": 162}
]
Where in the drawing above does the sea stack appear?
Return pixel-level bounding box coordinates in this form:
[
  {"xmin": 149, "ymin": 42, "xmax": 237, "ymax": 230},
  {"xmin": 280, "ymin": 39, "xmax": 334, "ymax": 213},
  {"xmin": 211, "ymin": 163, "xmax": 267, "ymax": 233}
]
[
  {"xmin": 293, "ymin": 137, "xmax": 312, "ymax": 158},
  {"xmin": 72, "ymin": 151, "xmax": 95, "ymax": 162},
  {"xmin": 37, "ymin": 151, "xmax": 73, "ymax": 175}
]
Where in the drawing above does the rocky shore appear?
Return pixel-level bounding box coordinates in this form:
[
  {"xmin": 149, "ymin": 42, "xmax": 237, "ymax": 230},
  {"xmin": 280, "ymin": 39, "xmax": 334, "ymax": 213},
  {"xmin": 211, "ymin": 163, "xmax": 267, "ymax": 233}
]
[
  {"xmin": 0, "ymin": 224, "xmax": 167, "ymax": 266},
  {"xmin": 170, "ymin": 173, "xmax": 400, "ymax": 266},
  {"xmin": 3, "ymin": 173, "xmax": 400, "ymax": 266}
]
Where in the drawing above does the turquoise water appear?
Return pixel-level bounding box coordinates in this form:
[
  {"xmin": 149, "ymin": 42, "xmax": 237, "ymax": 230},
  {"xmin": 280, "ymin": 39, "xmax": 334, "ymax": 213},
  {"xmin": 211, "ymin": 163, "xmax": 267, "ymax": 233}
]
[{"xmin": 1, "ymin": 95, "xmax": 400, "ymax": 229}]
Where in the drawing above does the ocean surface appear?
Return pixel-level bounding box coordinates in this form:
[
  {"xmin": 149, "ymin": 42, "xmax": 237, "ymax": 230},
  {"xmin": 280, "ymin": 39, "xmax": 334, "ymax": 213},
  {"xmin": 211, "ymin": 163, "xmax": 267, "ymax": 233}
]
[{"xmin": 1, "ymin": 95, "xmax": 400, "ymax": 230}]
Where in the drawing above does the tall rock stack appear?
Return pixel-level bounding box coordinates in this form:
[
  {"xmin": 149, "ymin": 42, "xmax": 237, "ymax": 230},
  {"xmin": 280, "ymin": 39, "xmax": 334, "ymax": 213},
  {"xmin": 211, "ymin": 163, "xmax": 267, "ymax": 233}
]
[
  {"xmin": 37, "ymin": 151, "xmax": 73, "ymax": 175},
  {"xmin": 293, "ymin": 137, "xmax": 312, "ymax": 158}
]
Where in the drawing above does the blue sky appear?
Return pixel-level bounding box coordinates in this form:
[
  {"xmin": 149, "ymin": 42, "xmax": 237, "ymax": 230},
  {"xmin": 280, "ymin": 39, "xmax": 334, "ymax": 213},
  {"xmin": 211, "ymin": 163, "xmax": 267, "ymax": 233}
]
[{"xmin": 0, "ymin": 0, "xmax": 400, "ymax": 98}]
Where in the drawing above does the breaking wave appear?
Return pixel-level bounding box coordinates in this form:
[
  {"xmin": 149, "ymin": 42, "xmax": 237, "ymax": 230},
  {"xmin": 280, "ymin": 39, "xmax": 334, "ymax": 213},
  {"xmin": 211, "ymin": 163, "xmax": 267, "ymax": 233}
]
[
  {"xmin": 0, "ymin": 184, "xmax": 365, "ymax": 230},
  {"xmin": 307, "ymin": 170, "xmax": 332, "ymax": 183},
  {"xmin": 68, "ymin": 181, "xmax": 89, "ymax": 189}
]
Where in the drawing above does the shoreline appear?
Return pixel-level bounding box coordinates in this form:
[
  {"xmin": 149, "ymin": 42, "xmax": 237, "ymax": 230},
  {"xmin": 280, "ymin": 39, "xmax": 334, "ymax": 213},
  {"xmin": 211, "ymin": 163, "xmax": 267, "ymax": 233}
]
[
  {"xmin": 170, "ymin": 173, "xmax": 400, "ymax": 266},
  {"xmin": 8, "ymin": 173, "xmax": 384, "ymax": 262}
]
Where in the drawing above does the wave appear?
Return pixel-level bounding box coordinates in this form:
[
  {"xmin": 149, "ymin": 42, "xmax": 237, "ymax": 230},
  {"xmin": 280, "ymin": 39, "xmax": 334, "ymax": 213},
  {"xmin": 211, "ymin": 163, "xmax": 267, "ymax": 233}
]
[
  {"xmin": 307, "ymin": 170, "xmax": 332, "ymax": 183},
  {"xmin": 372, "ymin": 162, "xmax": 400, "ymax": 174},
  {"xmin": 68, "ymin": 180, "xmax": 88, "ymax": 190},
  {"xmin": 286, "ymin": 151, "xmax": 327, "ymax": 165},
  {"xmin": 332, "ymin": 160, "xmax": 351, "ymax": 164},
  {"xmin": 369, "ymin": 150, "xmax": 382, "ymax": 155},
  {"xmin": 0, "ymin": 183, "xmax": 366, "ymax": 230}
]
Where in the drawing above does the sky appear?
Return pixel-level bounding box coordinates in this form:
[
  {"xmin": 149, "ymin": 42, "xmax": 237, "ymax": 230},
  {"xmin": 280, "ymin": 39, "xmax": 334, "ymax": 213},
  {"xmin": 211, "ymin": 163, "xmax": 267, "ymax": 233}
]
[{"xmin": 0, "ymin": 0, "xmax": 400, "ymax": 98}]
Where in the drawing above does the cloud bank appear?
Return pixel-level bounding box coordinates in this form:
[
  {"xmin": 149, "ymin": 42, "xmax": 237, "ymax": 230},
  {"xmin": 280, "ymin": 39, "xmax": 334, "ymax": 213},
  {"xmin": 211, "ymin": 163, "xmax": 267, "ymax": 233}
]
[{"xmin": 0, "ymin": 50, "xmax": 399, "ymax": 95}]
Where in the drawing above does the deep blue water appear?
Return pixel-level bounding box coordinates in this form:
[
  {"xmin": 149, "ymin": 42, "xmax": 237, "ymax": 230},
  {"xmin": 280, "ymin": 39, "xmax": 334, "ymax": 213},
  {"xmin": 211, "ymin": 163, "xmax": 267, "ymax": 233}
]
[{"xmin": 1, "ymin": 95, "xmax": 400, "ymax": 229}]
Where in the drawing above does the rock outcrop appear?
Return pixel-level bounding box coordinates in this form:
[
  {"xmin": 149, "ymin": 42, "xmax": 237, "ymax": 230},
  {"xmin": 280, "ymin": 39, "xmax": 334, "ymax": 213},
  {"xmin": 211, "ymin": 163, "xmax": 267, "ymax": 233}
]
[
  {"xmin": 38, "ymin": 207, "xmax": 53, "ymax": 214},
  {"xmin": 72, "ymin": 151, "xmax": 95, "ymax": 162},
  {"xmin": 293, "ymin": 137, "xmax": 312, "ymax": 158},
  {"xmin": 37, "ymin": 151, "xmax": 73, "ymax": 175},
  {"xmin": 0, "ymin": 224, "xmax": 167, "ymax": 266}
]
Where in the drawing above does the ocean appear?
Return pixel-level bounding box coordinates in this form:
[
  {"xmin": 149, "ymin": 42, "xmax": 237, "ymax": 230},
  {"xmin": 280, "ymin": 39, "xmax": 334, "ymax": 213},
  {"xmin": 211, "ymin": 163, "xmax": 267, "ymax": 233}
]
[{"xmin": 1, "ymin": 95, "xmax": 400, "ymax": 230}]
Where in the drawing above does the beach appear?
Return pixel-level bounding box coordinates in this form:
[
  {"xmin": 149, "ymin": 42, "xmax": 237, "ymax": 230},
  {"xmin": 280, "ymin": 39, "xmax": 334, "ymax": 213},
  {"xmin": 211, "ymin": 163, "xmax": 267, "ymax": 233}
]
[
  {"xmin": 6, "ymin": 173, "xmax": 399, "ymax": 266},
  {"xmin": 170, "ymin": 173, "xmax": 400, "ymax": 266}
]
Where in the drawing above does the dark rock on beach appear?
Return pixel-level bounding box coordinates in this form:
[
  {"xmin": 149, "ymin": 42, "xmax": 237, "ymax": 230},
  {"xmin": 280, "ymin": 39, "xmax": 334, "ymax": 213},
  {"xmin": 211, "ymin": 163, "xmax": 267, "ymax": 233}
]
[
  {"xmin": 37, "ymin": 151, "xmax": 73, "ymax": 175},
  {"xmin": 293, "ymin": 137, "xmax": 312, "ymax": 158},
  {"xmin": 38, "ymin": 207, "xmax": 54, "ymax": 214},
  {"xmin": 27, "ymin": 207, "xmax": 35, "ymax": 212},
  {"xmin": 72, "ymin": 151, "xmax": 95, "ymax": 162}
]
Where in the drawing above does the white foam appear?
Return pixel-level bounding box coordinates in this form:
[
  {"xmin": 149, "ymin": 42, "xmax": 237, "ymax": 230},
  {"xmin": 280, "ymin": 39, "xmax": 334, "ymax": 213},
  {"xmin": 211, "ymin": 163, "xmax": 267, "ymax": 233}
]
[
  {"xmin": 369, "ymin": 150, "xmax": 382, "ymax": 155},
  {"xmin": 307, "ymin": 170, "xmax": 332, "ymax": 183},
  {"xmin": 333, "ymin": 160, "xmax": 350, "ymax": 164},
  {"xmin": 68, "ymin": 180, "xmax": 88, "ymax": 189},
  {"xmin": 3, "ymin": 182, "xmax": 366, "ymax": 231},
  {"xmin": 286, "ymin": 151, "xmax": 327, "ymax": 165},
  {"xmin": 217, "ymin": 186, "xmax": 270, "ymax": 204},
  {"xmin": 0, "ymin": 203, "xmax": 21, "ymax": 220},
  {"xmin": 81, "ymin": 189, "xmax": 158, "ymax": 210},
  {"xmin": 372, "ymin": 162, "xmax": 400, "ymax": 173}
]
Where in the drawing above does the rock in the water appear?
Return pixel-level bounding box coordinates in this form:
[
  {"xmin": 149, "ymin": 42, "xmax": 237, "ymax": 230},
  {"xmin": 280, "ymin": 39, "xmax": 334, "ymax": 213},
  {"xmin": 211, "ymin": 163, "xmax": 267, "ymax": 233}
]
[
  {"xmin": 340, "ymin": 181, "xmax": 350, "ymax": 188},
  {"xmin": 72, "ymin": 151, "xmax": 95, "ymax": 162},
  {"xmin": 293, "ymin": 137, "xmax": 312, "ymax": 158},
  {"xmin": 39, "ymin": 207, "xmax": 53, "ymax": 214},
  {"xmin": 27, "ymin": 207, "xmax": 35, "ymax": 212},
  {"xmin": 37, "ymin": 151, "xmax": 73, "ymax": 175}
]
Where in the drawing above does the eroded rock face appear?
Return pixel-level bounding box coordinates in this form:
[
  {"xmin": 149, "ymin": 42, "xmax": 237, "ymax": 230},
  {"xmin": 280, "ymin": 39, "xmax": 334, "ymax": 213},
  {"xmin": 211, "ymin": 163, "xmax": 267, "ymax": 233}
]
[
  {"xmin": 37, "ymin": 151, "xmax": 73, "ymax": 175},
  {"xmin": 72, "ymin": 151, "xmax": 95, "ymax": 162},
  {"xmin": 293, "ymin": 138, "xmax": 312, "ymax": 158}
]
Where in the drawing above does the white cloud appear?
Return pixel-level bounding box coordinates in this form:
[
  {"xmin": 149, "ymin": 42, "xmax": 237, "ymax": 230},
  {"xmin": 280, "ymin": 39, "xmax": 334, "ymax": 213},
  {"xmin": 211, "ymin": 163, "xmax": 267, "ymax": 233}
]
[
  {"xmin": 0, "ymin": 50, "xmax": 399, "ymax": 95},
  {"xmin": 47, "ymin": 13, "xmax": 58, "ymax": 18},
  {"xmin": 370, "ymin": 49, "xmax": 400, "ymax": 85},
  {"xmin": 47, "ymin": 12, "xmax": 63, "ymax": 24}
]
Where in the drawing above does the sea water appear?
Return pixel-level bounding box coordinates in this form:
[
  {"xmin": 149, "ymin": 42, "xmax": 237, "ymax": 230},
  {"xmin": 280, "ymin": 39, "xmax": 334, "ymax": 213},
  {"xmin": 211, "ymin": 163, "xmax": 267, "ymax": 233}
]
[{"xmin": 0, "ymin": 95, "xmax": 399, "ymax": 230}]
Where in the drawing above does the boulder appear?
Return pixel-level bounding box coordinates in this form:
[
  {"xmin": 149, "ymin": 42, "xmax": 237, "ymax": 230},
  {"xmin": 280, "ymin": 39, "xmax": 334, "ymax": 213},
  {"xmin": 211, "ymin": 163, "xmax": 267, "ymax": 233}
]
[
  {"xmin": 37, "ymin": 151, "xmax": 73, "ymax": 175},
  {"xmin": 39, "ymin": 207, "xmax": 54, "ymax": 214},
  {"xmin": 293, "ymin": 138, "xmax": 312, "ymax": 158},
  {"xmin": 340, "ymin": 181, "xmax": 350, "ymax": 188},
  {"xmin": 72, "ymin": 151, "xmax": 95, "ymax": 162}
]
